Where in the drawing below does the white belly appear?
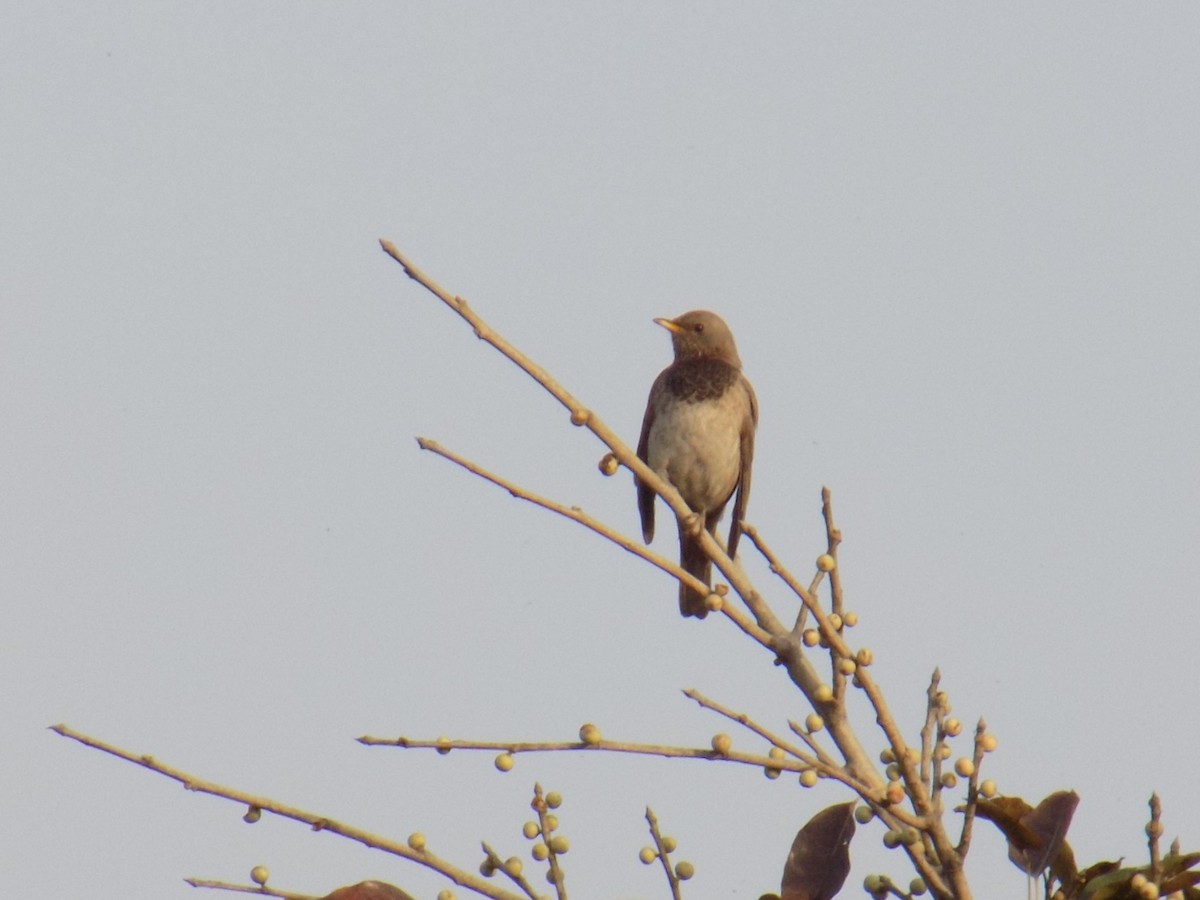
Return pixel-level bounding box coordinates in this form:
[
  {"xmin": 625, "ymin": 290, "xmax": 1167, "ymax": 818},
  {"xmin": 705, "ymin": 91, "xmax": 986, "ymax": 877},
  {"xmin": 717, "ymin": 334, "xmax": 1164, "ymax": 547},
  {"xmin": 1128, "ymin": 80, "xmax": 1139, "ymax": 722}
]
[{"xmin": 647, "ymin": 392, "xmax": 743, "ymax": 514}]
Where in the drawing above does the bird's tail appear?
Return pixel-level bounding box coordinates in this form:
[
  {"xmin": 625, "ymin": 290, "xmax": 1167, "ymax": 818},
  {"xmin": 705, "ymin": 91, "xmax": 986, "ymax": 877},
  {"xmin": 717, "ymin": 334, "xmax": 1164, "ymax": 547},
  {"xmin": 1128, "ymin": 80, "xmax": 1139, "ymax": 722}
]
[{"xmin": 678, "ymin": 532, "xmax": 711, "ymax": 619}]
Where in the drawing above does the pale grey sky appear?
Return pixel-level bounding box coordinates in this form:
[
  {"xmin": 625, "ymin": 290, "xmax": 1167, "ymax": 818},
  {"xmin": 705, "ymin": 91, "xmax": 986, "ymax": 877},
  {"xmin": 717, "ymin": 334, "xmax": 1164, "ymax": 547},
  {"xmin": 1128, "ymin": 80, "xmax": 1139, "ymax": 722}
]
[{"xmin": 4, "ymin": 5, "xmax": 1199, "ymax": 898}]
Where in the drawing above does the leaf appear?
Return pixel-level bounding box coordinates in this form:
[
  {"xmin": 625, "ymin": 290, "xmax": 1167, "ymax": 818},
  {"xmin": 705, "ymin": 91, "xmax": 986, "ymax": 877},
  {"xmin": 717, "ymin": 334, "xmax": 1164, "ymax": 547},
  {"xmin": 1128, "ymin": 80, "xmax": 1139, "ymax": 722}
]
[
  {"xmin": 978, "ymin": 790, "xmax": 1079, "ymax": 882},
  {"xmin": 322, "ymin": 882, "xmax": 418, "ymax": 900},
  {"xmin": 1078, "ymin": 866, "xmax": 1141, "ymax": 900},
  {"xmin": 1014, "ymin": 790, "xmax": 1079, "ymax": 879},
  {"xmin": 1163, "ymin": 870, "xmax": 1200, "ymax": 892},
  {"xmin": 780, "ymin": 801, "xmax": 857, "ymax": 900},
  {"xmin": 1163, "ymin": 851, "xmax": 1200, "ymax": 878}
]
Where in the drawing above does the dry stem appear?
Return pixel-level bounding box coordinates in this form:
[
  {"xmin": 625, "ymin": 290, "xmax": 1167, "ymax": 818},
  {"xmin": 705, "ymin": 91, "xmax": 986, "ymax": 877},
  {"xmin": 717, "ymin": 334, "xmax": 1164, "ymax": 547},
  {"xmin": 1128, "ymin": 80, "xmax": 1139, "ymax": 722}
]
[{"xmin": 52, "ymin": 724, "xmax": 526, "ymax": 900}]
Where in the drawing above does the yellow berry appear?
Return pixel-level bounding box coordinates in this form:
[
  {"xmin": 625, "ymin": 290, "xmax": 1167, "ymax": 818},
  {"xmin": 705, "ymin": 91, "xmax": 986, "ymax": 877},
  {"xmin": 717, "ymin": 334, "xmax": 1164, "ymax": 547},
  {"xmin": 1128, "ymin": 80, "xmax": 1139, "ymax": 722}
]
[
  {"xmin": 570, "ymin": 409, "xmax": 590, "ymax": 426},
  {"xmin": 838, "ymin": 658, "xmax": 857, "ymax": 675},
  {"xmin": 243, "ymin": 806, "xmax": 262, "ymax": 824},
  {"xmin": 813, "ymin": 683, "xmax": 833, "ymax": 703},
  {"xmin": 545, "ymin": 791, "xmax": 562, "ymax": 809},
  {"xmin": 955, "ymin": 758, "xmax": 975, "ymax": 778},
  {"xmin": 885, "ymin": 763, "xmax": 901, "ymax": 780},
  {"xmin": 545, "ymin": 814, "xmax": 559, "ymax": 831},
  {"xmin": 864, "ymin": 874, "xmax": 884, "ymax": 891},
  {"xmin": 250, "ymin": 866, "xmax": 269, "ymax": 886},
  {"xmin": 936, "ymin": 742, "xmax": 951, "ymax": 760},
  {"xmin": 764, "ymin": 766, "xmax": 782, "ymax": 780},
  {"xmin": 598, "ymin": 453, "xmax": 619, "ymax": 476},
  {"xmin": 802, "ymin": 629, "xmax": 820, "ymax": 647},
  {"xmin": 843, "ymin": 611, "xmax": 858, "ymax": 627},
  {"xmin": 944, "ymin": 718, "xmax": 962, "ymax": 737},
  {"xmin": 437, "ymin": 891, "xmax": 455, "ymax": 900},
  {"xmin": 910, "ymin": 877, "xmax": 927, "ymax": 896},
  {"xmin": 495, "ymin": 753, "xmax": 514, "ymax": 772},
  {"xmin": 661, "ymin": 836, "xmax": 677, "ymax": 853},
  {"xmin": 828, "ymin": 613, "xmax": 843, "ymax": 630},
  {"xmin": 408, "ymin": 832, "xmax": 427, "ymax": 851},
  {"xmin": 435, "ymin": 736, "xmax": 452, "ymax": 755},
  {"xmin": 799, "ymin": 769, "xmax": 819, "ymax": 788},
  {"xmin": 979, "ymin": 734, "xmax": 998, "ymax": 752},
  {"xmin": 817, "ymin": 554, "xmax": 836, "ymax": 572},
  {"xmin": 639, "ymin": 847, "xmax": 657, "ymax": 865},
  {"xmin": 980, "ymin": 779, "xmax": 997, "ymax": 798},
  {"xmin": 531, "ymin": 843, "xmax": 548, "ymax": 861},
  {"xmin": 886, "ymin": 781, "xmax": 906, "ymax": 805},
  {"xmin": 855, "ymin": 805, "xmax": 875, "ymax": 824},
  {"xmin": 768, "ymin": 746, "xmax": 786, "ymax": 761},
  {"xmin": 705, "ymin": 592, "xmax": 723, "ymax": 613},
  {"xmin": 806, "ymin": 713, "xmax": 824, "ymax": 733},
  {"xmin": 504, "ymin": 857, "xmax": 523, "ymax": 877},
  {"xmin": 879, "ymin": 748, "xmax": 895, "ymax": 763},
  {"xmin": 940, "ymin": 772, "xmax": 958, "ymax": 789},
  {"xmin": 579, "ymin": 723, "xmax": 601, "ymax": 746},
  {"xmin": 522, "ymin": 821, "xmax": 539, "ymax": 839},
  {"xmin": 480, "ymin": 859, "xmax": 496, "ymax": 877},
  {"xmin": 935, "ymin": 692, "xmax": 951, "ymax": 710},
  {"xmin": 549, "ymin": 835, "xmax": 569, "ymax": 854},
  {"xmin": 711, "ymin": 733, "xmax": 732, "ymax": 755},
  {"xmin": 883, "ymin": 830, "xmax": 901, "ymax": 848},
  {"xmin": 855, "ymin": 648, "xmax": 873, "ymax": 667},
  {"xmin": 675, "ymin": 861, "xmax": 695, "ymax": 880}
]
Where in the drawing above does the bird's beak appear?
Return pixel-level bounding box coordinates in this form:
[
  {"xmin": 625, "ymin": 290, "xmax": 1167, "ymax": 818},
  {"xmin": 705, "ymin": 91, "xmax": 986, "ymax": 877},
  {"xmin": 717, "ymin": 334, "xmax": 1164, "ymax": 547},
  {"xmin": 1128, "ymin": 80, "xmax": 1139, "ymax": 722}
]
[{"xmin": 653, "ymin": 317, "xmax": 683, "ymax": 334}]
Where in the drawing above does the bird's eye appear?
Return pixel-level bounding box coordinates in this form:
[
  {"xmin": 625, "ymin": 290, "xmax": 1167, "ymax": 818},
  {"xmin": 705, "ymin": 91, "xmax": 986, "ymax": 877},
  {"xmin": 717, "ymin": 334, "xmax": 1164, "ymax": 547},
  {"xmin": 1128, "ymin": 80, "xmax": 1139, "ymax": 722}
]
[{"xmin": 693, "ymin": 323, "xmax": 704, "ymax": 333}]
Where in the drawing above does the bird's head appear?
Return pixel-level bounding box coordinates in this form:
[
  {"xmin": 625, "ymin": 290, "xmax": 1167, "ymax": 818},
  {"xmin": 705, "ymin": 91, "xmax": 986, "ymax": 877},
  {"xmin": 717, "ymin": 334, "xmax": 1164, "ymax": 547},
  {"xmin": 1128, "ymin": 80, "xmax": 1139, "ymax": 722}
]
[{"xmin": 654, "ymin": 310, "xmax": 742, "ymax": 368}]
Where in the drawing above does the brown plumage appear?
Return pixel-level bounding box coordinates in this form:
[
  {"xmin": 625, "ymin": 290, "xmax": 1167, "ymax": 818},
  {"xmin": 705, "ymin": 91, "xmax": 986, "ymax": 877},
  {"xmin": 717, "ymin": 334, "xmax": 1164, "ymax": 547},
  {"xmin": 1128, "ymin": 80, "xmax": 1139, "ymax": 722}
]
[{"xmin": 636, "ymin": 311, "xmax": 757, "ymax": 618}]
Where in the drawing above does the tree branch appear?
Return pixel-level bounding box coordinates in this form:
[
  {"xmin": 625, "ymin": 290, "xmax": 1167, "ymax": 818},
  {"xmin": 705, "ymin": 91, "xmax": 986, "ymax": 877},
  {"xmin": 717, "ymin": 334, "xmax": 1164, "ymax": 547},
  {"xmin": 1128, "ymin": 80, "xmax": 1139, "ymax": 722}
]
[{"xmin": 51, "ymin": 724, "xmax": 526, "ymax": 900}]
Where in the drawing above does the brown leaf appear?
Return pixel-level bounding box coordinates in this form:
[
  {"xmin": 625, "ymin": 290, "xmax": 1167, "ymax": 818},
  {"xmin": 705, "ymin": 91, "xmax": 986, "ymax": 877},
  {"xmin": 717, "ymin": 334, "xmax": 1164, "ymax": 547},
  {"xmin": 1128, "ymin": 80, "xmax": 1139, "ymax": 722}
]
[
  {"xmin": 780, "ymin": 801, "xmax": 856, "ymax": 900},
  {"xmin": 977, "ymin": 791, "xmax": 1079, "ymax": 882},
  {"xmin": 1013, "ymin": 790, "xmax": 1079, "ymax": 879},
  {"xmin": 322, "ymin": 882, "xmax": 418, "ymax": 900}
]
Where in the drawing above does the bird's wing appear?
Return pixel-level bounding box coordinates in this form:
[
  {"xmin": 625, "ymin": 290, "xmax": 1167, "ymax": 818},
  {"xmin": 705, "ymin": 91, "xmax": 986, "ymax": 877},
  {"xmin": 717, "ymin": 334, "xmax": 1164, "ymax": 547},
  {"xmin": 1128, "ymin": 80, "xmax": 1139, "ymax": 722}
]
[
  {"xmin": 726, "ymin": 375, "xmax": 758, "ymax": 560},
  {"xmin": 636, "ymin": 373, "xmax": 662, "ymax": 544}
]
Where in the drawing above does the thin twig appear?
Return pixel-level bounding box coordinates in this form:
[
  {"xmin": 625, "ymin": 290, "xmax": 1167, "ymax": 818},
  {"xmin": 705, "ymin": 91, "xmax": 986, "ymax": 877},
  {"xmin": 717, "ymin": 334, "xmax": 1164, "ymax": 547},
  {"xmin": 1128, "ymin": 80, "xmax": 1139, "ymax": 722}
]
[
  {"xmin": 184, "ymin": 878, "xmax": 318, "ymax": 899},
  {"xmin": 530, "ymin": 784, "xmax": 567, "ymax": 900},
  {"xmin": 52, "ymin": 725, "xmax": 526, "ymax": 900},
  {"xmin": 416, "ymin": 437, "xmax": 771, "ymax": 648},
  {"xmin": 821, "ymin": 487, "xmax": 845, "ymax": 615},
  {"xmin": 955, "ymin": 719, "xmax": 988, "ymax": 861},
  {"xmin": 1148, "ymin": 793, "xmax": 1163, "ymax": 884},
  {"xmin": 645, "ymin": 808, "xmax": 682, "ymax": 900},
  {"xmin": 686, "ymin": 696, "xmax": 825, "ymax": 777},
  {"xmin": 358, "ymin": 733, "xmax": 821, "ymax": 775},
  {"xmin": 921, "ymin": 670, "xmax": 942, "ymax": 798},
  {"xmin": 481, "ymin": 841, "xmax": 539, "ymax": 900}
]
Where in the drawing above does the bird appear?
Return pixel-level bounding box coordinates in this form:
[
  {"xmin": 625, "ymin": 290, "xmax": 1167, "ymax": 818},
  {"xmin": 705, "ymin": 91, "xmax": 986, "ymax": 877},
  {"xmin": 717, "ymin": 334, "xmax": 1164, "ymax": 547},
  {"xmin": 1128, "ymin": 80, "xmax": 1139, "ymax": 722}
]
[{"xmin": 636, "ymin": 310, "xmax": 757, "ymax": 618}]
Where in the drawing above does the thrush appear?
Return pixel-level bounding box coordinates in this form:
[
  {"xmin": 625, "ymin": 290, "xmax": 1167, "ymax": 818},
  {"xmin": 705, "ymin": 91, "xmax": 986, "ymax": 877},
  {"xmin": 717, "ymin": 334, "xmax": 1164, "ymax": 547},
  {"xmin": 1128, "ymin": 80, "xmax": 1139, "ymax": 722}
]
[{"xmin": 636, "ymin": 311, "xmax": 758, "ymax": 618}]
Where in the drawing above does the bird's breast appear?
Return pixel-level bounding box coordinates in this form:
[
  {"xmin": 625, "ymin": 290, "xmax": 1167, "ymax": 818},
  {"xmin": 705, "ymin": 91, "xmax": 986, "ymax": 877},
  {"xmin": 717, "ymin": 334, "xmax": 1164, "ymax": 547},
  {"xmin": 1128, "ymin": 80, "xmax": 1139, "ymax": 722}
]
[{"xmin": 646, "ymin": 388, "xmax": 745, "ymax": 514}]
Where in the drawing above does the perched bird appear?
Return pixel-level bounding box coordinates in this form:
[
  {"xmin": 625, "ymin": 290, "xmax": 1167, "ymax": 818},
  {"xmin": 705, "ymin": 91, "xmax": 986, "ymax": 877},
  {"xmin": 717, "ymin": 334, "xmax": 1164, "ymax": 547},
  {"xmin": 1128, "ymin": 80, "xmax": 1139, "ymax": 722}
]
[{"xmin": 636, "ymin": 311, "xmax": 758, "ymax": 618}]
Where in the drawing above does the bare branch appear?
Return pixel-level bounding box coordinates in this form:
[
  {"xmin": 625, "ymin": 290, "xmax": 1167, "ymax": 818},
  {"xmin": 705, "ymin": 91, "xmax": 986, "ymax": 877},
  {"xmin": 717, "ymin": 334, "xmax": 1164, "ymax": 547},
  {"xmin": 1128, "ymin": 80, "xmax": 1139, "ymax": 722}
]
[
  {"xmin": 185, "ymin": 878, "xmax": 317, "ymax": 899},
  {"xmin": 645, "ymin": 808, "xmax": 683, "ymax": 900},
  {"xmin": 358, "ymin": 732, "xmax": 826, "ymax": 776},
  {"xmin": 529, "ymin": 784, "xmax": 567, "ymax": 900},
  {"xmin": 52, "ymin": 725, "xmax": 527, "ymax": 900},
  {"xmin": 1148, "ymin": 792, "xmax": 1163, "ymax": 884},
  {"xmin": 415, "ymin": 437, "xmax": 771, "ymax": 647}
]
